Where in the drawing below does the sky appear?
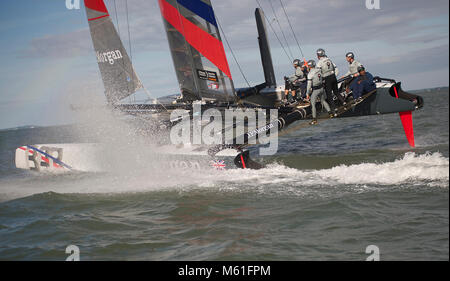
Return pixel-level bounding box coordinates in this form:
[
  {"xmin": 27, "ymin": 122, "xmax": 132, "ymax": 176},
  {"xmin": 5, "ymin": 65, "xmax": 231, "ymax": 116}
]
[{"xmin": 0, "ymin": 0, "xmax": 448, "ymax": 129}]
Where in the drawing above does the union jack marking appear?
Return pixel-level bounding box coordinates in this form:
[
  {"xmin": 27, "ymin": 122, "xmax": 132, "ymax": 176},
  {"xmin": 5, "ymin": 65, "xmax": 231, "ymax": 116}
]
[
  {"xmin": 211, "ymin": 160, "xmax": 226, "ymax": 170},
  {"xmin": 208, "ymin": 82, "xmax": 219, "ymax": 90},
  {"xmin": 19, "ymin": 146, "xmax": 62, "ymax": 168}
]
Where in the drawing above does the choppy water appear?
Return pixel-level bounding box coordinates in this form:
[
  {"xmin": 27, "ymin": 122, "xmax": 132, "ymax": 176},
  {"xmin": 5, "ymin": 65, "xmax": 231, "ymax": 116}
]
[{"xmin": 0, "ymin": 88, "xmax": 448, "ymax": 260}]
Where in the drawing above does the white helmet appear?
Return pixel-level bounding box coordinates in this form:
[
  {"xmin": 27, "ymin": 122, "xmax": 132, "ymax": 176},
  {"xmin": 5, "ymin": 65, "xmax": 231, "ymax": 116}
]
[
  {"xmin": 346, "ymin": 52, "xmax": 355, "ymax": 59},
  {"xmin": 316, "ymin": 48, "xmax": 326, "ymax": 57},
  {"xmin": 307, "ymin": 60, "xmax": 316, "ymax": 68}
]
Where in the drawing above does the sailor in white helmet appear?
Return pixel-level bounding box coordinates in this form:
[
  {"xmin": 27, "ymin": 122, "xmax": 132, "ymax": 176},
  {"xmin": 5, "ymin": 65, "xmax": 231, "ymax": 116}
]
[
  {"xmin": 316, "ymin": 48, "xmax": 346, "ymax": 110},
  {"xmin": 284, "ymin": 59, "xmax": 306, "ymax": 103},
  {"xmin": 306, "ymin": 59, "xmax": 333, "ymax": 125},
  {"xmin": 342, "ymin": 52, "xmax": 363, "ymax": 78},
  {"xmin": 341, "ymin": 52, "xmax": 364, "ymax": 96}
]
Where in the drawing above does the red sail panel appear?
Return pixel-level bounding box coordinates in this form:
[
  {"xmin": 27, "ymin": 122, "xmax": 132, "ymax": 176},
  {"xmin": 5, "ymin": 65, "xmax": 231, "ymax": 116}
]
[
  {"xmin": 84, "ymin": 0, "xmax": 108, "ymax": 13},
  {"xmin": 158, "ymin": 0, "xmax": 232, "ymax": 79}
]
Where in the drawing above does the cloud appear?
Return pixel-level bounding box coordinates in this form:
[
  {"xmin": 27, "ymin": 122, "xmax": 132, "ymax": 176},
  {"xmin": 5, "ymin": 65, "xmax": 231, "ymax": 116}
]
[
  {"xmin": 364, "ymin": 44, "xmax": 449, "ymax": 73},
  {"xmin": 393, "ymin": 33, "xmax": 449, "ymax": 45},
  {"xmin": 229, "ymin": 3, "xmax": 443, "ymax": 50},
  {"xmin": 15, "ymin": 0, "xmax": 450, "ymax": 91},
  {"xmin": 18, "ymin": 0, "xmax": 164, "ymax": 59},
  {"xmin": 20, "ymin": 0, "xmax": 449, "ymax": 56},
  {"xmin": 19, "ymin": 28, "xmax": 92, "ymax": 58}
]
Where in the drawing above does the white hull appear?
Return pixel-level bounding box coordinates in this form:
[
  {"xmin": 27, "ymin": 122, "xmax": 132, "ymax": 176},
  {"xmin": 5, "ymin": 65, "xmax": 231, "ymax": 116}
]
[{"xmin": 15, "ymin": 143, "xmax": 244, "ymax": 173}]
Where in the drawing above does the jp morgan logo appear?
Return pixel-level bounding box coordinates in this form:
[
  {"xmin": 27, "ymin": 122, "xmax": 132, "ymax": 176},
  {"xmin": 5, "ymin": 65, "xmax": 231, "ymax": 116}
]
[
  {"xmin": 365, "ymin": 0, "xmax": 380, "ymax": 9},
  {"xmin": 96, "ymin": 50, "xmax": 124, "ymax": 65},
  {"xmin": 247, "ymin": 123, "xmax": 275, "ymax": 138}
]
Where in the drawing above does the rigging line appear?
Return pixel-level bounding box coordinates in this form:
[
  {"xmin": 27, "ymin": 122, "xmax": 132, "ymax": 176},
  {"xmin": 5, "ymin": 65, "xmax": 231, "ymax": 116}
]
[
  {"xmin": 124, "ymin": 0, "xmax": 135, "ymax": 103},
  {"xmin": 109, "ymin": 1, "xmax": 160, "ymax": 108},
  {"xmin": 267, "ymin": 0, "xmax": 294, "ymax": 60},
  {"xmin": 255, "ymin": 0, "xmax": 292, "ymax": 65},
  {"xmin": 173, "ymin": 1, "xmax": 202, "ymax": 100},
  {"xmin": 143, "ymin": 87, "xmax": 168, "ymax": 111},
  {"xmin": 216, "ymin": 17, "xmax": 252, "ymax": 89},
  {"xmin": 125, "ymin": 0, "xmax": 132, "ymax": 62},
  {"xmin": 111, "ymin": 0, "xmax": 131, "ymax": 98},
  {"xmin": 126, "ymin": 61, "xmax": 167, "ymax": 110},
  {"xmin": 205, "ymin": 8, "xmax": 234, "ymax": 104},
  {"xmin": 112, "ymin": 0, "xmax": 120, "ymax": 36},
  {"xmin": 279, "ymin": 0, "xmax": 304, "ymax": 59}
]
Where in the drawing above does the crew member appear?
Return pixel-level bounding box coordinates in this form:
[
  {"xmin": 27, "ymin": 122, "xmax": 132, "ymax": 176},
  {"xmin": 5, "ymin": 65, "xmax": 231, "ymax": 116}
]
[
  {"xmin": 341, "ymin": 52, "xmax": 364, "ymax": 100},
  {"xmin": 306, "ymin": 60, "xmax": 333, "ymax": 125},
  {"xmin": 349, "ymin": 65, "xmax": 376, "ymax": 100},
  {"xmin": 342, "ymin": 52, "xmax": 363, "ymax": 78},
  {"xmin": 284, "ymin": 59, "xmax": 306, "ymax": 103},
  {"xmin": 296, "ymin": 63, "xmax": 309, "ymax": 100},
  {"xmin": 316, "ymin": 48, "xmax": 345, "ymax": 110}
]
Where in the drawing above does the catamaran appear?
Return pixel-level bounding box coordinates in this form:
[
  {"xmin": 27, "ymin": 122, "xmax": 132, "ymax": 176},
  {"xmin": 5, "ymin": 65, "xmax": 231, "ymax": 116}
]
[{"xmin": 15, "ymin": 0, "xmax": 423, "ymax": 172}]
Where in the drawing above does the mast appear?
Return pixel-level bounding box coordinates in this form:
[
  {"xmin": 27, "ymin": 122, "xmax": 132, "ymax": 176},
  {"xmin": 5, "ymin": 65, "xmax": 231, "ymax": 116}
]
[{"xmin": 255, "ymin": 8, "xmax": 277, "ymax": 88}]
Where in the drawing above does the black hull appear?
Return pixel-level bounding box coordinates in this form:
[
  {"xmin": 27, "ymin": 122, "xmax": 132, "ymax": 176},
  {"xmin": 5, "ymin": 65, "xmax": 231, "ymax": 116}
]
[
  {"xmin": 287, "ymin": 81, "xmax": 423, "ymax": 120},
  {"xmin": 339, "ymin": 82, "xmax": 423, "ymax": 118}
]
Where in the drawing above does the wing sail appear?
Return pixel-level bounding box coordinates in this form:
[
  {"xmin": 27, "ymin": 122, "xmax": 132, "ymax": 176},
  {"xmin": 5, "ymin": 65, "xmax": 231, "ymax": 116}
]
[
  {"xmin": 84, "ymin": 0, "xmax": 143, "ymax": 104},
  {"xmin": 158, "ymin": 0, "xmax": 235, "ymax": 102}
]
